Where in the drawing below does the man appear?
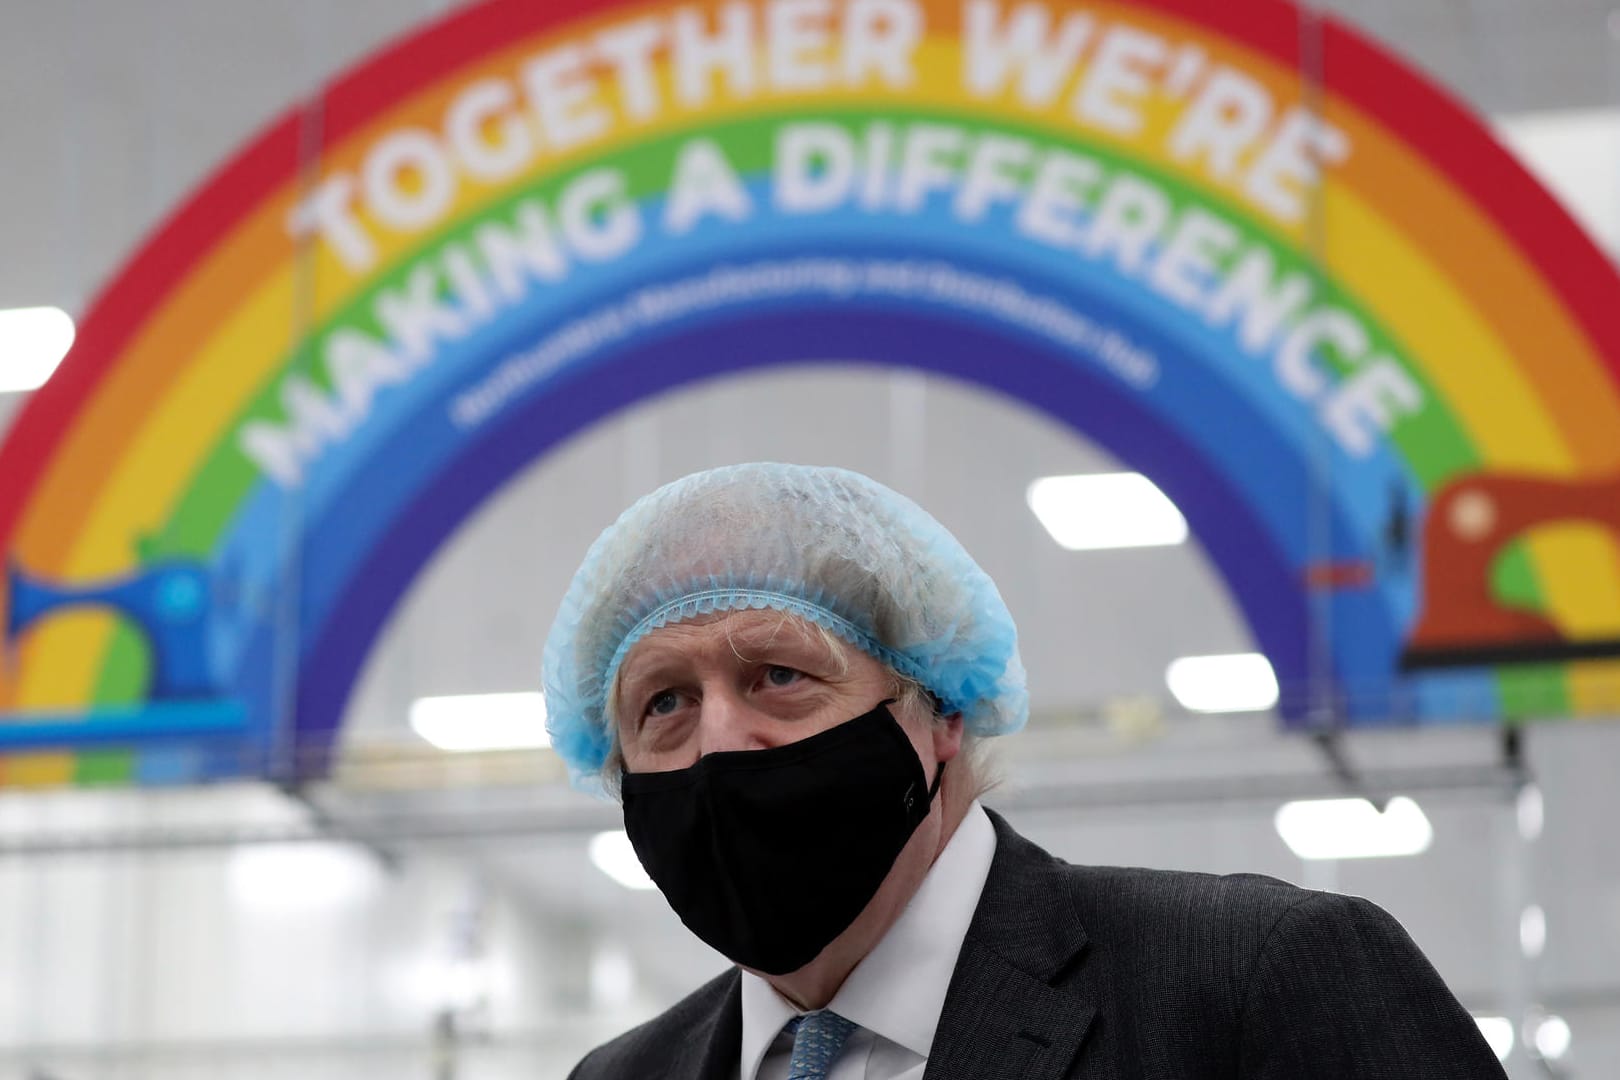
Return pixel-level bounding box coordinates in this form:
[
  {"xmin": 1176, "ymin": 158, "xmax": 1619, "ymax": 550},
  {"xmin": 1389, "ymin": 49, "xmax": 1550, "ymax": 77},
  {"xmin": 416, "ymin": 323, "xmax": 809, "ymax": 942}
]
[{"xmin": 542, "ymin": 463, "xmax": 1505, "ymax": 1079}]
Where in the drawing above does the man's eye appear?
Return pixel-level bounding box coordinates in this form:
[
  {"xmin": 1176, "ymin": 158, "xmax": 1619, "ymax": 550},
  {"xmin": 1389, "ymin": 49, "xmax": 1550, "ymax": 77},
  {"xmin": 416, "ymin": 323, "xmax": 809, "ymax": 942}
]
[
  {"xmin": 763, "ymin": 665, "xmax": 803, "ymax": 688},
  {"xmin": 646, "ymin": 690, "xmax": 682, "ymax": 717}
]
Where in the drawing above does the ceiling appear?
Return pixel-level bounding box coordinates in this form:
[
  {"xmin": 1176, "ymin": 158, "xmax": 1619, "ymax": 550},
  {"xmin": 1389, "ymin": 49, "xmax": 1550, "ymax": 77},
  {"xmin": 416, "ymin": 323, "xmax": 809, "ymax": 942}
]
[{"xmin": 4, "ymin": 1, "xmax": 1620, "ymax": 1072}]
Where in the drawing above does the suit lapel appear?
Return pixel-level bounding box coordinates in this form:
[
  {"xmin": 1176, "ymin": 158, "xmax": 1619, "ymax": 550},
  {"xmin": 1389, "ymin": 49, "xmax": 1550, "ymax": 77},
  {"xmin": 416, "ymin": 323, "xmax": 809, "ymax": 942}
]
[
  {"xmin": 666, "ymin": 968, "xmax": 744, "ymax": 1080},
  {"xmin": 663, "ymin": 813, "xmax": 1095, "ymax": 1080},
  {"xmin": 924, "ymin": 811, "xmax": 1096, "ymax": 1080}
]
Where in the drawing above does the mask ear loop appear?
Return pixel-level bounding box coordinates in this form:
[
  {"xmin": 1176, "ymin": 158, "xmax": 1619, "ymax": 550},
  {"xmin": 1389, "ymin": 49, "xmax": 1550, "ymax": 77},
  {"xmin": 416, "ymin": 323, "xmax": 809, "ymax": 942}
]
[{"xmin": 881, "ymin": 696, "xmax": 948, "ymax": 803}]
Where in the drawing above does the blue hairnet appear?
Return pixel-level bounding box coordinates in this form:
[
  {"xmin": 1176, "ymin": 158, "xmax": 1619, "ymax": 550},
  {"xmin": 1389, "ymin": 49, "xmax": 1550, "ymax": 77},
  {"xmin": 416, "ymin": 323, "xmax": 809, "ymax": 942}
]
[{"xmin": 541, "ymin": 462, "xmax": 1027, "ymax": 787}]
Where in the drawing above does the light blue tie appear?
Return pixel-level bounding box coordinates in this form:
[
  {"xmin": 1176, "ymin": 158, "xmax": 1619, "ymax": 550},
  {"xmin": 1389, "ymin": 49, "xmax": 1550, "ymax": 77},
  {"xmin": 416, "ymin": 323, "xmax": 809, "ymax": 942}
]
[{"xmin": 784, "ymin": 1010, "xmax": 857, "ymax": 1080}]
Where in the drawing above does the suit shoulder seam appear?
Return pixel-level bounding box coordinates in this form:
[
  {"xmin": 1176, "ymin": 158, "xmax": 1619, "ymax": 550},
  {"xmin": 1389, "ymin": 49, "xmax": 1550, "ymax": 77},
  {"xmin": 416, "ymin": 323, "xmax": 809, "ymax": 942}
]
[{"xmin": 1235, "ymin": 888, "xmax": 1329, "ymax": 1023}]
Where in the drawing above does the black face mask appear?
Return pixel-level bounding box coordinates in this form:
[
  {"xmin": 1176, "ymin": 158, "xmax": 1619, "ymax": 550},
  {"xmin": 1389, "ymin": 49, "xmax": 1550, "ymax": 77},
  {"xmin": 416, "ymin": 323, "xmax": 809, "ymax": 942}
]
[{"xmin": 619, "ymin": 700, "xmax": 944, "ymax": 975}]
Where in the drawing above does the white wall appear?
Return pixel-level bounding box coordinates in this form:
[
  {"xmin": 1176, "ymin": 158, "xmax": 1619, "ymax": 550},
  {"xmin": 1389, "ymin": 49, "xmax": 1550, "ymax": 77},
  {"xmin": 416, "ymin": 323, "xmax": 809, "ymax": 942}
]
[{"xmin": 0, "ymin": 786, "xmax": 694, "ymax": 1080}]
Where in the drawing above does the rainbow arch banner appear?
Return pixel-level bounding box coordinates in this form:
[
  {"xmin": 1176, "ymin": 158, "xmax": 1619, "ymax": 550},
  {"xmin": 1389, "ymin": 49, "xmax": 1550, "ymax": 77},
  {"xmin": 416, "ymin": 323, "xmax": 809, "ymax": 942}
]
[{"xmin": 3, "ymin": 0, "xmax": 1620, "ymax": 786}]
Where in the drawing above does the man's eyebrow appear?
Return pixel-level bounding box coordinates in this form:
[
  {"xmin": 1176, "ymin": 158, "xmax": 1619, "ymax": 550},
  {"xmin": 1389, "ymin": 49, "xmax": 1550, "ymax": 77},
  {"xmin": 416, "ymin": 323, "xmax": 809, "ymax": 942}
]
[
  {"xmin": 618, "ymin": 650, "xmax": 684, "ymax": 690},
  {"xmin": 618, "ymin": 621, "xmax": 829, "ymax": 686},
  {"xmin": 723, "ymin": 622, "xmax": 828, "ymax": 661}
]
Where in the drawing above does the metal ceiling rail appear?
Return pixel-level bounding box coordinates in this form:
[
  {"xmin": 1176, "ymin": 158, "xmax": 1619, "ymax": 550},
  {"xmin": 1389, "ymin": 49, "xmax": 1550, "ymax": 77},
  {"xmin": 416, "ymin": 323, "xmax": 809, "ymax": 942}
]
[{"xmin": 0, "ymin": 761, "xmax": 1520, "ymax": 858}]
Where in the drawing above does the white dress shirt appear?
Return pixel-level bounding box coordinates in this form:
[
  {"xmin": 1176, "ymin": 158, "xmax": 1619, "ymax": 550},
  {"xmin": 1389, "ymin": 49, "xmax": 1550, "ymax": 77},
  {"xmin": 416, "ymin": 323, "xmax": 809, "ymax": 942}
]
[{"xmin": 738, "ymin": 802, "xmax": 998, "ymax": 1080}]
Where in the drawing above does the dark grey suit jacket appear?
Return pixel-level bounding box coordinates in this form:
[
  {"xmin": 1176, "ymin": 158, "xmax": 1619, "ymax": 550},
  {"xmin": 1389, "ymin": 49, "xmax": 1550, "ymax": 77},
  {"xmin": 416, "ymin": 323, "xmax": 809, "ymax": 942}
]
[{"xmin": 569, "ymin": 809, "xmax": 1506, "ymax": 1079}]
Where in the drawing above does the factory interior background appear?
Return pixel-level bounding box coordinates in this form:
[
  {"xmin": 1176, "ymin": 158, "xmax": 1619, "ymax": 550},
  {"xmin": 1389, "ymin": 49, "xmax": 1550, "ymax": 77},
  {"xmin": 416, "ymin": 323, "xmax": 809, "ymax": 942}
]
[{"xmin": 3, "ymin": 1, "xmax": 1620, "ymax": 1076}]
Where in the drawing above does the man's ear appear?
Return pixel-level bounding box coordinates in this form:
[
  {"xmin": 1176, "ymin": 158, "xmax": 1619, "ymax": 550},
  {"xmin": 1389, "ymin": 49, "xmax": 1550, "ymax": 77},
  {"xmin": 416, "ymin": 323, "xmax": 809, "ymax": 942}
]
[{"xmin": 932, "ymin": 712, "xmax": 965, "ymax": 764}]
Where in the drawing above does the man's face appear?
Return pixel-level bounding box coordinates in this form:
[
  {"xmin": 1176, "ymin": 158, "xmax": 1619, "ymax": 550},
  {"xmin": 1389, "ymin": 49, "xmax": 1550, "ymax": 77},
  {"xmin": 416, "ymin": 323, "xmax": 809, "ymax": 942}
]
[
  {"xmin": 613, "ymin": 609, "xmax": 937, "ymax": 775},
  {"xmin": 612, "ymin": 607, "xmax": 966, "ymax": 993}
]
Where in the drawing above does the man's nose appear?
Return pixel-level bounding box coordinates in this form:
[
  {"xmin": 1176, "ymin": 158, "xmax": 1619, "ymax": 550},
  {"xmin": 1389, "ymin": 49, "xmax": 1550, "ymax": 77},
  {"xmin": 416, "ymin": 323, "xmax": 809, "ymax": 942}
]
[{"xmin": 695, "ymin": 687, "xmax": 778, "ymax": 757}]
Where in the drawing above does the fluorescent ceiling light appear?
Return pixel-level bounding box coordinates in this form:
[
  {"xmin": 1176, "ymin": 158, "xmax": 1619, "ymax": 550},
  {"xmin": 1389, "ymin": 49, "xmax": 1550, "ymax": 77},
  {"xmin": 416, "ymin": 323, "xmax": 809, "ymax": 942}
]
[
  {"xmin": 1517, "ymin": 783, "xmax": 1544, "ymax": 841},
  {"xmin": 0, "ymin": 306, "xmax": 75, "ymax": 392},
  {"xmin": 1520, "ymin": 904, "xmax": 1546, "ymax": 959},
  {"xmin": 1534, "ymin": 1015, "xmax": 1571, "ymax": 1061},
  {"xmin": 1473, "ymin": 1016, "xmax": 1513, "ymax": 1062},
  {"xmin": 409, "ymin": 692, "xmax": 550, "ymax": 752},
  {"xmin": 1275, "ymin": 796, "xmax": 1434, "ymax": 861},
  {"xmin": 227, "ymin": 843, "xmax": 378, "ymax": 915},
  {"xmin": 1026, "ymin": 473, "xmax": 1188, "ymax": 551},
  {"xmin": 1166, "ymin": 653, "xmax": 1279, "ymax": 713},
  {"xmin": 590, "ymin": 830, "xmax": 657, "ymax": 891}
]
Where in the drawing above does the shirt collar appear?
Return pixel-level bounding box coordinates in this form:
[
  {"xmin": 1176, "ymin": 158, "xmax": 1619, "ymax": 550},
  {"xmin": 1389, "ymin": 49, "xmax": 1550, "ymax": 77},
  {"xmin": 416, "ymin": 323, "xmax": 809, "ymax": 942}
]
[
  {"xmin": 739, "ymin": 970, "xmax": 799, "ymax": 1080},
  {"xmin": 738, "ymin": 802, "xmax": 998, "ymax": 1077}
]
